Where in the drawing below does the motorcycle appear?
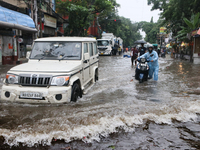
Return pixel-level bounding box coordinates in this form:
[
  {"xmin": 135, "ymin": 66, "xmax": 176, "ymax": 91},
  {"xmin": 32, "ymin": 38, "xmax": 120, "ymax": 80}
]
[{"xmin": 135, "ymin": 57, "xmax": 149, "ymax": 83}]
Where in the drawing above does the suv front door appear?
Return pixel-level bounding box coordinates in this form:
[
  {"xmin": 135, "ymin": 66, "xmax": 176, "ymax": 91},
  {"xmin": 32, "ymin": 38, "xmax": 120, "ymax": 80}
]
[{"xmin": 83, "ymin": 43, "xmax": 90, "ymax": 83}]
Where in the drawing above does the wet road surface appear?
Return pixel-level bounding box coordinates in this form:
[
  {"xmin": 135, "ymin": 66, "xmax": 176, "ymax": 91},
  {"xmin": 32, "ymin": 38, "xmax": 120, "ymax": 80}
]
[{"xmin": 0, "ymin": 55, "xmax": 200, "ymax": 149}]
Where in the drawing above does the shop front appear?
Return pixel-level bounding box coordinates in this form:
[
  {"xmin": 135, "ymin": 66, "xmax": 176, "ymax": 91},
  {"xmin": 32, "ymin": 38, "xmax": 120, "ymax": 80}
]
[
  {"xmin": 191, "ymin": 28, "xmax": 200, "ymax": 64},
  {"xmin": 0, "ymin": 6, "xmax": 37, "ymax": 65}
]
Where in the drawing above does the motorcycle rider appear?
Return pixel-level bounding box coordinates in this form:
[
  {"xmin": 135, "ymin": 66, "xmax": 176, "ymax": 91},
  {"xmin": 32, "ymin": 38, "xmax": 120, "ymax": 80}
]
[{"xmin": 138, "ymin": 44, "xmax": 159, "ymax": 81}]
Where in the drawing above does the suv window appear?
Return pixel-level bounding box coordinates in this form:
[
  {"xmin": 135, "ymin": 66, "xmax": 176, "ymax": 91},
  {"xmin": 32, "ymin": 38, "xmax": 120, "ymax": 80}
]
[
  {"xmin": 93, "ymin": 42, "xmax": 97, "ymax": 55},
  {"xmin": 89, "ymin": 43, "xmax": 93, "ymax": 56},
  {"xmin": 30, "ymin": 41, "xmax": 82, "ymax": 60},
  {"xmin": 84, "ymin": 43, "xmax": 88, "ymax": 53}
]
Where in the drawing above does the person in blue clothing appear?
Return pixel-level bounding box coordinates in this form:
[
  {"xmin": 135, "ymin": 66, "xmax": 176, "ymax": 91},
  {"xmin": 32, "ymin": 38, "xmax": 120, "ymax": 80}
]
[{"xmin": 138, "ymin": 44, "xmax": 159, "ymax": 81}]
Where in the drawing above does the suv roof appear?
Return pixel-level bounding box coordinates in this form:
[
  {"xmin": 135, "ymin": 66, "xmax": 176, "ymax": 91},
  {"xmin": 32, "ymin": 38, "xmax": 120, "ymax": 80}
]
[{"xmin": 35, "ymin": 37, "xmax": 96, "ymax": 42}]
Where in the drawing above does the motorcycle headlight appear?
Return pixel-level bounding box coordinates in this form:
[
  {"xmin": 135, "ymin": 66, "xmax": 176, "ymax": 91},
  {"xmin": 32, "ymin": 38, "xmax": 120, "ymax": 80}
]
[
  {"xmin": 141, "ymin": 58, "xmax": 146, "ymax": 63},
  {"xmin": 6, "ymin": 74, "xmax": 19, "ymax": 84},
  {"xmin": 51, "ymin": 76, "xmax": 70, "ymax": 86}
]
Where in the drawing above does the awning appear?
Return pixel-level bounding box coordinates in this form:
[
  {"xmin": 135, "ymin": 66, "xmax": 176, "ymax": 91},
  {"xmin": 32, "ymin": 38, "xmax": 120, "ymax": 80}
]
[{"xmin": 0, "ymin": 6, "xmax": 37, "ymax": 32}]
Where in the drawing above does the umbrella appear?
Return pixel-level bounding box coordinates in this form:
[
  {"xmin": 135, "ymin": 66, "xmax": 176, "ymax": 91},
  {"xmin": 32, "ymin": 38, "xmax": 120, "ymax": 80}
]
[
  {"xmin": 181, "ymin": 42, "xmax": 185, "ymax": 47},
  {"xmin": 134, "ymin": 40, "xmax": 147, "ymax": 44},
  {"xmin": 166, "ymin": 44, "xmax": 172, "ymax": 48}
]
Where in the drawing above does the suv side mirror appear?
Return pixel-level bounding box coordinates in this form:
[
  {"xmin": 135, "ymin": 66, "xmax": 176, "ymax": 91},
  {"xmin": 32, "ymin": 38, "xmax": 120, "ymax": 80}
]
[{"xmin": 84, "ymin": 53, "xmax": 89, "ymax": 63}]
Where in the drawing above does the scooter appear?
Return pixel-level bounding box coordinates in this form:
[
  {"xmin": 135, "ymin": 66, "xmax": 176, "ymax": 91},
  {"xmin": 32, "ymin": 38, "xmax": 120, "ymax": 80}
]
[{"xmin": 135, "ymin": 57, "xmax": 149, "ymax": 83}]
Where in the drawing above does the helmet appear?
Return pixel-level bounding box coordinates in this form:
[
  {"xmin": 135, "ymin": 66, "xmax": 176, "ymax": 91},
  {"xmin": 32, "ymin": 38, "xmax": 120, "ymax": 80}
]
[
  {"xmin": 148, "ymin": 44, "xmax": 154, "ymax": 53},
  {"xmin": 148, "ymin": 44, "xmax": 154, "ymax": 49}
]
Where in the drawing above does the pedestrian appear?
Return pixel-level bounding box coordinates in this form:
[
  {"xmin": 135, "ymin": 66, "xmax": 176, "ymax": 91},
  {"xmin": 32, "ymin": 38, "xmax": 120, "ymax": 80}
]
[
  {"xmin": 125, "ymin": 47, "xmax": 128, "ymax": 52},
  {"xmin": 139, "ymin": 43, "xmax": 146, "ymax": 56},
  {"xmin": 138, "ymin": 44, "xmax": 159, "ymax": 81},
  {"xmin": 130, "ymin": 46, "xmax": 138, "ymax": 66},
  {"xmin": 157, "ymin": 48, "xmax": 160, "ymax": 57},
  {"xmin": 118, "ymin": 46, "xmax": 122, "ymax": 55}
]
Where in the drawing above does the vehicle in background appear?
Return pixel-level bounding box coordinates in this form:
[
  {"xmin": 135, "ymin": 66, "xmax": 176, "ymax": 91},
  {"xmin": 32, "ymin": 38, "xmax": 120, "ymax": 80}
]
[
  {"xmin": 1, "ymin": 37, "xmax": 99, "ymax": 103},
  {"xmin": 97, "ymin": 33, "xmax": 115, "ymax": 56},
  {"xmin": 97, "ymin": 33, "xmax": 123, "ymax": 56}
]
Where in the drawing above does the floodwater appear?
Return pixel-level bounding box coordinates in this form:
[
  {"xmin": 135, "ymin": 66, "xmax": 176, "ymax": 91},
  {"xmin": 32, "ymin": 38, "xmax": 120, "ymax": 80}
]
[{"xmin": 0, "ymin": 55, "xmax": 200, "ymax": 150}]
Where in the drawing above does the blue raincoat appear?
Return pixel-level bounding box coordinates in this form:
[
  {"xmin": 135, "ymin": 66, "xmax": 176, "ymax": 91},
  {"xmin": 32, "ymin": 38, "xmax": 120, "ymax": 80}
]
[{"xmin": 139, "ymin": 50, "xmax": 159, "ymax": 81}]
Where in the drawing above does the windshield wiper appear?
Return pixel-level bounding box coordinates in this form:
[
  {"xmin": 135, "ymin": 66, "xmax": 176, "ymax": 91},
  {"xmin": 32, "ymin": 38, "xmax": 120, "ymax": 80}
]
[{"xmin": 59, "ymin": 55, "xmax": 79, "ymax": 61}]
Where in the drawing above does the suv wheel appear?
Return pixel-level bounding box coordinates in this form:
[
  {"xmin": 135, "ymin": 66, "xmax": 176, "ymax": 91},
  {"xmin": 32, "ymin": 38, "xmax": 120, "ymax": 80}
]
[
  {"xmin": 95, "ymin": 70, "xmax": 98, "ymax": 82},
  {"xmin": 71, "ymin": 83, "xmax": 80, "ymax": 102}
]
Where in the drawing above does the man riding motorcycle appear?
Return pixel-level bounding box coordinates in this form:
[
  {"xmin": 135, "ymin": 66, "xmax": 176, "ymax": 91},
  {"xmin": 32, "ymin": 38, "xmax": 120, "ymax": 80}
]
[{"xmin": 138, "ymin": 44, "xmax": 159, "ymax": 81}]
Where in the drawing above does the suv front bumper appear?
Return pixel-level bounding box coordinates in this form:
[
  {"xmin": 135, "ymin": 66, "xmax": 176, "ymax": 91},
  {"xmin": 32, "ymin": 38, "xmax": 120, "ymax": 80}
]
[{"xmin": 1, "ymin": 84, "xmax": 72, "ymax": 103}]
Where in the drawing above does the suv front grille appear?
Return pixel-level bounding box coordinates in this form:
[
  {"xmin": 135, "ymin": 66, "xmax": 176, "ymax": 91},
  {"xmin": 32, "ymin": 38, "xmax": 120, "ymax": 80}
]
[{"xmin": 19, "ymin": 74, "xmax": 51, "ymax": 86}]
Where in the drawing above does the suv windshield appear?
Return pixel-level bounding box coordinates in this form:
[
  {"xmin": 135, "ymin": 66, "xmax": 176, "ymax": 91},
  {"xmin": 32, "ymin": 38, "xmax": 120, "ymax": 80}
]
[
  {"xmin": 30, "ymin": 42, "xmax": 82, "ymax": 60},
  {"xmin": 97, "ymin": 40, "xmax": 109, "ymax": 46}
]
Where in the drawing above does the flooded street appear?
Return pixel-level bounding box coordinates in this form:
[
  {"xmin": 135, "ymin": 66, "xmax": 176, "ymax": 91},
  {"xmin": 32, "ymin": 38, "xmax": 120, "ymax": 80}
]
[{"xmin": 0, "ymin": 55, "xmax": 200, "ymax": 149}]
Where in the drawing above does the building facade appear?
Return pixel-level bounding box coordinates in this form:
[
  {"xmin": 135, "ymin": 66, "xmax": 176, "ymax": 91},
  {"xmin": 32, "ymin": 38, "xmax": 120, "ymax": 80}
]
[{"xmin": 0, "ymin": 0, "xmax": 62, "ymax": 65}]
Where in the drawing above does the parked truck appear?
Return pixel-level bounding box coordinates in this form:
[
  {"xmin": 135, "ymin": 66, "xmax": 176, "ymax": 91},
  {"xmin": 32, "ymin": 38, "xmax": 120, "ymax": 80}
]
[
  {"xmin": 97, "ymin": 33, "xmax": 115, "ymax": 56},
  {"xmin": 97, "ymin": 33, "xmax": 123, "ymax": 56}
]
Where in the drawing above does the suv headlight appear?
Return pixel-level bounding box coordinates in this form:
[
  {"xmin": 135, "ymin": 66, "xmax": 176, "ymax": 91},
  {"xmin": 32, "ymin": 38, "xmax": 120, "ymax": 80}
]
[
  {"xmin": 6, "ymin": 74, "xmax": 19, "ymax": 84},
  {"xmin": 51, "ymin": 76, "xmax": 70, "ymax": 86}
]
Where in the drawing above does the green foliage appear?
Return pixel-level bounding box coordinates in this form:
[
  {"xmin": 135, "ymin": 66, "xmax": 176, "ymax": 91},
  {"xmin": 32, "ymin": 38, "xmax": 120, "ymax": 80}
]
[
  {"xmin": 138, "ymin": 18, "xmax": 163, "ymax": 43},
  {"xmin": 56, "ymin": 0, "xmax": 119, "ymax": 36},
  {"xmin": 98, "ymin": 14, "xmax": 142, "ymax": 47},
  {"xmin": 176, "ymin": 13, "xmax": 200, "ymax": 41},
  {"xmin": 148, "ymin": 0, "xmax": 200, "ymax": 37},
  {"xmin": 56, "ymin": 0, "xmax": 142, "ymax": 46}
]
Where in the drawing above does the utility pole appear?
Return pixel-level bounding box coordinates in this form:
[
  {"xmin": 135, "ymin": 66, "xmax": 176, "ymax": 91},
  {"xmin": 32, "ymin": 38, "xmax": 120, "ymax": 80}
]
[
  {"xmin": 31, "ymin": 0, "xmax": 33, "ymax": 19},
  {"xmin": 31, "ymin": 0, "xmax": 34, "ymax": 40},
  {"xmin": 39, "ymin": 0, "xmax": 43, "ymax": 38},
  {"xmin": 34, "ymin": 0, "xmax": 38, "ymax": 39}
]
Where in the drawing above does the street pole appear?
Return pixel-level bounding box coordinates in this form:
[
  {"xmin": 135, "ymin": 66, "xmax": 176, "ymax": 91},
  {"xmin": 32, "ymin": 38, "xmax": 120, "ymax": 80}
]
[
  {"xmin": 31, "ymin": 0, "xmax": 34, "ymax": 40},
  {"xmin": 34, "ymin": 0, "xmax": 38, "ymax": 39},
  {"xmin": 160, "ymin": 34, "xmax": 161, "ymax": 48},
  {"xmin": 193, "ymin": 37, "xmax": 195, "ymax": 62},
  {"xmin": 31, "ymin": 0, "xmax": 33, "ymax": 19},
  {"xmin": 39, "ymin": 0, "xmax": 43, "ymax": 38}
]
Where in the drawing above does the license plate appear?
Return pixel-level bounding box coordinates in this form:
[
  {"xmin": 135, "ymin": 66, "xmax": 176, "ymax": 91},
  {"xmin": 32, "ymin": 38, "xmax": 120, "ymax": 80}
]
[{"xmin": 20, "ymin": 92, "xmax": 43, "ymax": 99}]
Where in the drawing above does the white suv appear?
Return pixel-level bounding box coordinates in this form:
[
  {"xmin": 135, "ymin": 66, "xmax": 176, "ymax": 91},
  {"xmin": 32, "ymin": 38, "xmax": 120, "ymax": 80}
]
[{"xmin": 1, "ymin": 37, "xmax": 99, "ymax": 103}]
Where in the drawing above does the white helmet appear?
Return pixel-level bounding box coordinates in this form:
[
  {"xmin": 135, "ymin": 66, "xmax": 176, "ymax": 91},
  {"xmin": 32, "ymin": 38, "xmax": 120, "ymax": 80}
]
[
  {"xmin": 148, "ymin": 44, "xmax": 154, "ymax": 53},
  {"xmin": 148, "ymin": 44, "xmax": 154, "ymax": 49}
]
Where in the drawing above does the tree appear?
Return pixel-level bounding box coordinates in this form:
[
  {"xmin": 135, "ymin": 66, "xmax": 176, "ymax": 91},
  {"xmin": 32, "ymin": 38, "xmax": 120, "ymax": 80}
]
[
  {"xmin": 148, "ymin": 0, "xmax": 200, "ymax": 36},
  {"xmin": 138, "ymin": 19, "xmax": 163, "ymax": 44},
  {"xmin": 56, "ymin": 0, "xmax": 119, "ymax": 36},
  {"xmin": 176, "ymin": 13, "xmax": 200, "ymax": 41},
  {"xmin": 98, "ymin": 14, "xmax": 142, "ymax": 47}
]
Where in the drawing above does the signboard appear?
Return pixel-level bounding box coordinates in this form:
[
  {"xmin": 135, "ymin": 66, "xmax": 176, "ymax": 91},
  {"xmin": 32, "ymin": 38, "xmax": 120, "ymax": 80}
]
[
  {"xmin": 44, "ymin": 14, "xmax": 57, "ymax": 28},
  {"xmin": 18, "ymin": 38, "xmax": 23, "ymax": 43},
  {"xmin": 160, "ymin": 27, "xmax": 166, "ymax": 34},
  {"xmin": 191, "ymin": 29, "xmax": 198, "ymax": 36}
]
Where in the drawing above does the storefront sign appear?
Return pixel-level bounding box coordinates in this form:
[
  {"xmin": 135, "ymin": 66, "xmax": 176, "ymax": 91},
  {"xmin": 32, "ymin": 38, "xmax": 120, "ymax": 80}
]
[
  {"xmin": 160, "ymin": 27, "xmax": 166, "ymax": 34},
  {"xmin": 18, "ymin": 38, "xmax": 23, "ymax": 43},
  {"xmin": 44, "ymin": 14, "xmax": 57, "ymax": 28},
  {"xmin": 191, "ymin": 29, "xmax": 198, "ymax": 36}
]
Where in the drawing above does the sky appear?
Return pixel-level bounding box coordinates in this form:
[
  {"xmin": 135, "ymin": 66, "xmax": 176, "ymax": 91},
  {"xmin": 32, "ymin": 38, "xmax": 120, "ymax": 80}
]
[{"xmin": 116, "ymin": 0, "xmax": 161, "ymax": 38}]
